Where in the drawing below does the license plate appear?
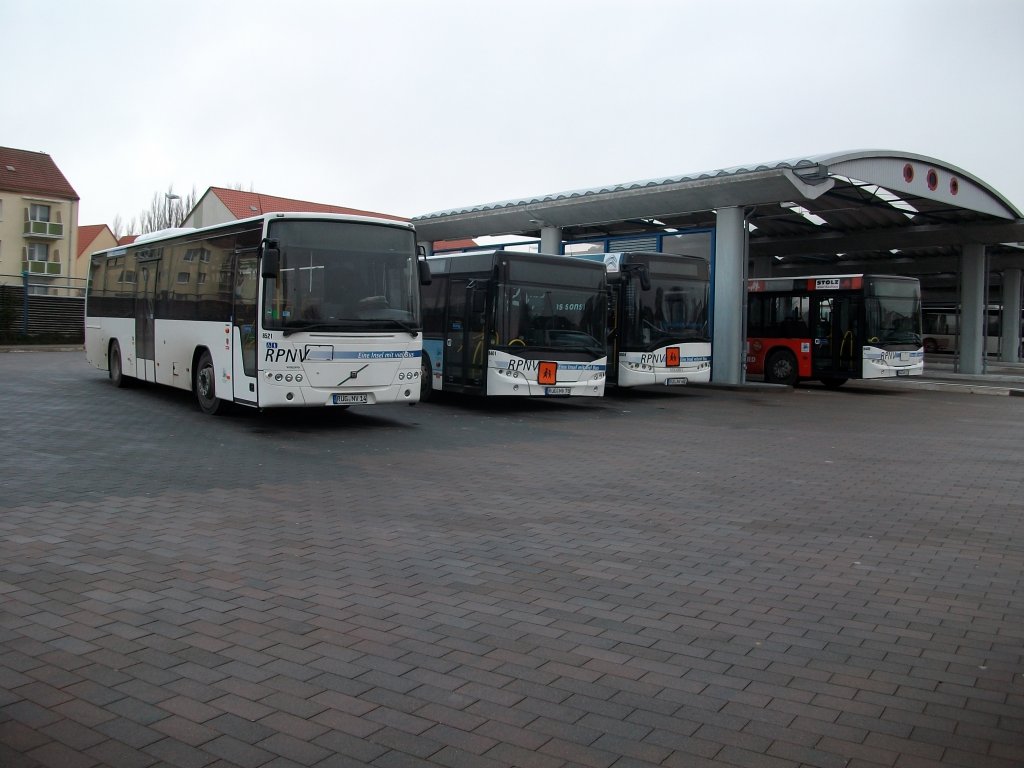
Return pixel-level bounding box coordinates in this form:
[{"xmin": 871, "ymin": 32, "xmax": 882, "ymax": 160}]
[
  {"xmin": 665, "ymin": 377, "xmax": 688, "ymax": 386},
  {"xmin": 333, "ymin": 393, "xmax": 368, "ymax": 404},
  {"xmin": 545, "ymin": 387, "xmax": 571, "ymax": 396},
  {"xmin": 896, "ymin": 370, "xmax": 909, "ymax": 377}
]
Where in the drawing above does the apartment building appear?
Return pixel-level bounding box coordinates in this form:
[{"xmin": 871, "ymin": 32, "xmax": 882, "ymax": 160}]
[{"xmin": 0, "ymin": 147, "xmax": 80, "ymax": 289}]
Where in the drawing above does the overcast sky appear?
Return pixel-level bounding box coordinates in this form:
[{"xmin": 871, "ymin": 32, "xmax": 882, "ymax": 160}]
[{"xmin": 4, "ymin": 0, "xmax": 1023, "ymax": 229}]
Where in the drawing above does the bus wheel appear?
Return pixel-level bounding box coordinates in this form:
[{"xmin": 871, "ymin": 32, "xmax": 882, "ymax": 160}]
[
  {"xmin": 109, "ymin": 341, "xmax": 131, "ymax": 388},
  {"xmin": 420, "ymin": 353, "xmax": 434, "ymax": 403},
  {"xmin": 194, "ymin": 351, "xmax": 224, "ymax": 415},
  {"xmin": 821, "ymin": 377, "xmax": 848, "ymax": 389},
  {"xmin": 765, "ymin": 350, "xmax": 798, "ymax": 386}
]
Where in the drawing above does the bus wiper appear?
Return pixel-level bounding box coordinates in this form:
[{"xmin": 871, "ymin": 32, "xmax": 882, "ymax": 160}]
[
  {"xmin": 282, "ymin": 322, "xmax": 348, "ymax": 337},
  {"xmin": 282, "ymin": 318, "xmax": 419, "ymax": 338},
  {"xmin": 538, "ymin": 344, "xmax": 604, "ymax": 355},
  {"xmin": 378, "ymin": 317, "xmax": 420, "ymax": 337}
]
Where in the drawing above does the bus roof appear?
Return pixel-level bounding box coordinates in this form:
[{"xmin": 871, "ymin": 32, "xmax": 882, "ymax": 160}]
[
  {"xmin": 90, "ymin": 211, "xmax": 415, "ymax": 259},
  {"xmin": 748, "ymin": 274, "xmax": 920, "ymax": 292},
  {"xmin": 427, "ymin": 249, "xmax": 606, "ymax": 273}
]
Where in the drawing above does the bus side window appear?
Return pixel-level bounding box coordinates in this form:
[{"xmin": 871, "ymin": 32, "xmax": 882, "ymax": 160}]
[{"xmin": 818, "ymin": 298, "xmax": 834, "ymax": 338}]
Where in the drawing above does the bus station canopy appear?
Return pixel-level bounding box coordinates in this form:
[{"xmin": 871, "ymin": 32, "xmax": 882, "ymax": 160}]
[{"xmin": 411, "ymin": 149, "xmax": 1024, "ymax": 291}]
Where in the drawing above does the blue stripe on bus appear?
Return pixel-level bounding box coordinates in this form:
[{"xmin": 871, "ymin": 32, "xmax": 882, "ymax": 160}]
[
  {"xmin": 304, "ymin": 349, "xmax": 422, "ymax": 361},
  {"xmin": 551, "ymin": 363, "xmax": 607, "ymax": 371}
]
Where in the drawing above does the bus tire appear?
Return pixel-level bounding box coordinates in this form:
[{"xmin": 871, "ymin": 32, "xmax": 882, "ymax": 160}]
[
  {"xmin": 821, "ymin": 377, "xmax": 848, "ymax": 389},
  {"xmin": 109, "ymin": 341, "xmax": 132, "ymax": 388},
  {"xmin": 194, "ymin": 350, "xmax": 224, "ymax": 415},
  {"xmin": 420, "ymin": 353, "xmax": 434, "ymax": 403},
  {"xmin": 765, "ymin": 350, "xmax": 798, "ymax": 386}
]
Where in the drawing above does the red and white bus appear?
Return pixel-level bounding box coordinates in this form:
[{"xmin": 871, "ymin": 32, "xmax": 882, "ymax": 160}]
[{"xmin": 746, "ymin": 274, "xmax": 924, "ymax": 387}]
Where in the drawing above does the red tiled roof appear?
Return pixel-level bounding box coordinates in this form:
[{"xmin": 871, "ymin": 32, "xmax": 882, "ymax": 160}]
[
  {"xmin": 209, "ymin": 187, "xmax": 406, "ymax": 222},
  {"xmin": 433, "ymin": 238, "xmax": 479, "ymax": 250},
  {"xmin": 0, "ymin": 146, "xmax": 78, "ymax": 199},
  {"xmin": 77, "ymin": 224, "xmax": 111, "ymax": 257},
  {"xmin": 118, "ymin": 235, "xmax": 139, "ymax": 245}
]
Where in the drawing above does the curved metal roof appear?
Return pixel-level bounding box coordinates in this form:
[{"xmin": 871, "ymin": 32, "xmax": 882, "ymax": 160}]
[
  {"xmin": 411, "ymin": 150, "xmax": 1024, "ymax": 291},
  {"xmin": 416, "ymin": 149, "xmax": 1020, "ymax": 222}
]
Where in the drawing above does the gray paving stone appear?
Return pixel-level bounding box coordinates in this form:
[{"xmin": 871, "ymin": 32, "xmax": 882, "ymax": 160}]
[{"xmin": 1, "ymin": 351, "xmax": 1022, "ymax": 767}]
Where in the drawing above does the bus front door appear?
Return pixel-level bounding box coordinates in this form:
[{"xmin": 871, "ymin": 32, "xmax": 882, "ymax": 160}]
[
  {"xmin": 135, "ymin": 257, "xmax": 160, "ymax": 382},
  {"xmin": 232, "ymin": 251, "xmax": 260, "ymax": 405},
  {"xmin": 443, "ymin": 279, "xmax": 488, "ymax": 392},
  {"xmin": 812, "ymin": 294, "xmax": 861, "ymax": 379}
]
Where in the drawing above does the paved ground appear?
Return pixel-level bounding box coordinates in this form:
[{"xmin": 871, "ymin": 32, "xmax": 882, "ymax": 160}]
[{"xmin": 1, "ymin": 350, "xmax": 1022, "ymax": 768}]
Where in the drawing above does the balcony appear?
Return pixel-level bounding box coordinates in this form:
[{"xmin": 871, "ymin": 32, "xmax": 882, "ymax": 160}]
[
  {"xmin": 22, "ymin": 260, "xmax": 63, "ymax": 276},
  {"xmin": 24, "ymin": 219, "xmax": 64, "ymax": 238}
]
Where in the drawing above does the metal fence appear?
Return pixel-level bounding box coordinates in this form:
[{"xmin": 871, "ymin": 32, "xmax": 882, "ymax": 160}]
[{"xmin": 0, "ymin": 273, "xmax": 87, "ymax": 342}]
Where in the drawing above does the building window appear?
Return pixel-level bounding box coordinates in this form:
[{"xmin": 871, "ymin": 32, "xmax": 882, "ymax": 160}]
[
  {"xmin": 29, "ymin": 203, "xmax": 51, "ymax": 222},
  {"xmin": 184, "ymin": 247, "xmax": 210, "ymax": 263},
  {"xmin": 26, "ymin": 243, "xmax": 49, "ymax": 261},
  {"xmin": 563, "ymin": 241, "xmax": 605, "ymax": 256},
  {"xmin": 177, "ymin": 272, "xmax": 190, "ymax": 284}
]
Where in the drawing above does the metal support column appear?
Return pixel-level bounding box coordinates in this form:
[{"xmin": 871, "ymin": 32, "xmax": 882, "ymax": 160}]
[
  {"xmin": 712, "ymin": 206, "xmax": 746, "ymax": 385},
  {"xmin": 540, "ymin": 226, "xmax": 562, "ymax": 255},
  {"xmin": 1000, "ymin": 268, "xmax": 1022, "ymax": 362},
  {"xmin": 959, "ymin": 244, "xmax": 986, "ymax": 375}
]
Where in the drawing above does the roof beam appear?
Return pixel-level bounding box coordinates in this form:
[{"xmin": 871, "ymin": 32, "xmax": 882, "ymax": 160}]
[
  {"xmin": 750, "ymin": 219, "xmax": 1024, "ymax": 257},
  {"xmin": 414, "ymin": 168, "xmax": 835, "ymax": 242}
]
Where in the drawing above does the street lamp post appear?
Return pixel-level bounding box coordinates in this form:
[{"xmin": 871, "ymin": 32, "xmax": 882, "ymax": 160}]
[{"xmin": 165, "ymin": 192, "xmax": 181, "ymax": 228}]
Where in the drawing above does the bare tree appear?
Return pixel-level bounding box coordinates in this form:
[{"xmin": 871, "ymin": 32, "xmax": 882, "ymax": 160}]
[
  {"xmin": 123, "ymin": 185, "xmax": 200, "ymax": 235},
  {"xmin": 111, "ymin": 214, "xmax": 139, "ymax": 240}
]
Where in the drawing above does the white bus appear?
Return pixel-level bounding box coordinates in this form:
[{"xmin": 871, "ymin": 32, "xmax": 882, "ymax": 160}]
[
  {"xmin": 922, "ymin": 304, "xmax": 1014, "ymax": 355},
  {"xmin": 572, "ymin": 251, "xmax": 711, "ymax": 387},
  {"xmin": 420, "ymin": 250, "xmax": 608, "ymax": 398},
  {"xmin": 86, "ymin": 212, "xmax": 429, "ymax": 414}
]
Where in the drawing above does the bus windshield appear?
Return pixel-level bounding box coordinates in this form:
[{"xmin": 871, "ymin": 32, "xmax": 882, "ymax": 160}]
[
  {"xmin": 622, "ymin": 267, "xmax": 710, "ymax": 350},
  {"xmin": 866, "ymin": 279, "xmax": 922, "ymax": 347},
  {"xmin": 499, "ymin": 283, "xmax": 606, "ymax": 354},
  {"xmin": 262, "ymin": 220, "xmax": 419, "ymax": 333}
]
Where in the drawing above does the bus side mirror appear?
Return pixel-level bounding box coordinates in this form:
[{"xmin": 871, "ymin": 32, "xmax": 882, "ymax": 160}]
[
  {"xmin": 261, "ymin": 241, "xmax": 280, "ymax": 278},
  {"xmin": 418, "ymin": 259, "xmax": 432, "ymax": 285},
  {"xmin": 636, "ymin": 265, "xmax": 652, "ymax": 291}
]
